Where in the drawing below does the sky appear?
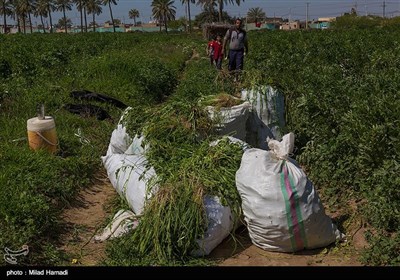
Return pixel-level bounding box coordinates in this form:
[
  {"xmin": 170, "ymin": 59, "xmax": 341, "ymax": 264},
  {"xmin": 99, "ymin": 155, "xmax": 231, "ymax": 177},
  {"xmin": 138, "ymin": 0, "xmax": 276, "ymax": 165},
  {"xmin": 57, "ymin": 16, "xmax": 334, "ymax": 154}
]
[{"xmin": 32, "ymin": 0, "xmax": 400, "ymax": 26}]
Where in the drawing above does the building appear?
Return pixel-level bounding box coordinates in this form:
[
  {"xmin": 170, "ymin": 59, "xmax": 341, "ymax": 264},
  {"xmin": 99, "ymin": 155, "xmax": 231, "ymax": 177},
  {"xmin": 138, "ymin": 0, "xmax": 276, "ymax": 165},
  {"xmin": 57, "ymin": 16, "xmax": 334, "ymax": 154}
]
[
  {"xmin": 309, "ymin": 17, "xmax": 336, "ymax": 29},
  {"xmin": 265, "ymin": 17, "xmax": 284, "ymax": 24},
  {"xmin": 202, "ymin": 23, "xmax": 231, "ymax": 40},
  {"xmin": 280, "ymin": 20, "xmax": 301, "ymax": 30}
]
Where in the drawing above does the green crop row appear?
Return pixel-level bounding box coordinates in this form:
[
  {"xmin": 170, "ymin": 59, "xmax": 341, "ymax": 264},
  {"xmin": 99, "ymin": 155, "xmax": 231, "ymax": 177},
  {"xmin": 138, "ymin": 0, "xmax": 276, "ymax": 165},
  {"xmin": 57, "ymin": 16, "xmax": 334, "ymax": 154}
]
[
  {"xmin": 0, "ymin": 33, "xmax": 195, "ymax": 265},
  {"xmin": 246, "ymin": 28, "xmax": 400, "ymax": 265}
]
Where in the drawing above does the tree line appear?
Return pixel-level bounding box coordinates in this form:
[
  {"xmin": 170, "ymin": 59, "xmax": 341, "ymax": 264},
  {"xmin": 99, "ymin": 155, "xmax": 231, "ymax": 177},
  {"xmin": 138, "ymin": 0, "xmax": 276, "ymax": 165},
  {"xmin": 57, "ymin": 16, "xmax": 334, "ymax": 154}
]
[{"xmin": 0, "ymin": 0, "xmax": 253, "ymax": 34}]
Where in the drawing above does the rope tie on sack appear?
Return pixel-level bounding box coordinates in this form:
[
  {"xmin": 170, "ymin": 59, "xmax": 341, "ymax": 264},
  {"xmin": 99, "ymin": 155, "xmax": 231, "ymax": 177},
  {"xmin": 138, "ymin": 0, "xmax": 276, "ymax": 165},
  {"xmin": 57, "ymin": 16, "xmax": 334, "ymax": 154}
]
[
  {"xmin": 267, "ymin": 132, "xmax": 295, "ymax": 160},
  {"xmin": 36, "ymin": 131, "xmax": 58, "ymax": 146}
]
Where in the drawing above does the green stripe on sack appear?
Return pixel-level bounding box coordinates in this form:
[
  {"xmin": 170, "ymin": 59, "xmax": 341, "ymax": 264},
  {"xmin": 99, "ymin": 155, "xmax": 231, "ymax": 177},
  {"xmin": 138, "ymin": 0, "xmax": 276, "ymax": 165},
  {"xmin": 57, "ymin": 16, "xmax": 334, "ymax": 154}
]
[
  {"xmin": 288, "ymin": 170, "xmax": 308, "ymax": 249},
  {"xmin": 280, "ymin": 161, "xmax": 296, "ymax": 251}
]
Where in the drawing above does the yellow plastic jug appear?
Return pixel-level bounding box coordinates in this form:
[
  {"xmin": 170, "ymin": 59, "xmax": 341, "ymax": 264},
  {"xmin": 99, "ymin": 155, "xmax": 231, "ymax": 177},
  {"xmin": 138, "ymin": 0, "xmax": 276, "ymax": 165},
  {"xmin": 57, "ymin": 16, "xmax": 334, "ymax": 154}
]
[{"xmin": 27, "ymin": 116, "xmax": 58, "ymax": 154}]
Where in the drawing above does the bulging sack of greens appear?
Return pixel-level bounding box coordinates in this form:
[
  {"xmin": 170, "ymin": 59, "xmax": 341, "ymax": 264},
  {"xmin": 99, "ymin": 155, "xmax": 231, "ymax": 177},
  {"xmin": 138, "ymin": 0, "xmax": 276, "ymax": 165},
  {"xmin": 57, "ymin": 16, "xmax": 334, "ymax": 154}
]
[
  {"xmin": 235, "ymin": 133, "xmax": 343, "ymax": 252},
  {"xmin": 205, "ymin": 101, "xmax": 251, "ymax": 142},
  {"xmin": 241, "ymin": 86, "xmax": 285, "ymax": 150},
  {"xmin": 102, "ymin": 107, "xmax": 156, "ymax": 216},
  {"xmin": 192, "ymin": 195, "xmax": 234, "ymax": 257}
]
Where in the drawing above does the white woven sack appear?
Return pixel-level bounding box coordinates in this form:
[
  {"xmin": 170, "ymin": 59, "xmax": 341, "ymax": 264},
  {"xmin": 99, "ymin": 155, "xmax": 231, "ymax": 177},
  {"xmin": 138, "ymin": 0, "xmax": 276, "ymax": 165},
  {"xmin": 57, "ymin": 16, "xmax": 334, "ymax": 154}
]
[
  {"xmin": 192, "ymin": 195, "xmax": 234, "ymax": 257},
  {"xmin": 241, "ymin": 86, "xmax": 285, "ymax": 150},
  {"xmin": 102, "ymin": 116, "xmax": 156, "ymax": 216},
  {"xmin": 102, "ymin": 153, "xmax": 157, "ymax": 216},
  {"xmin": 206, "ymin": 101, "xmax": 251, "ymax": 141},
  {"xmin": 105, "ymin": 107, "xmax": 133, "ymax": 155},
  {"xmin": 236, "ymin": 133, "xmax": 342, "ymax": 252}
]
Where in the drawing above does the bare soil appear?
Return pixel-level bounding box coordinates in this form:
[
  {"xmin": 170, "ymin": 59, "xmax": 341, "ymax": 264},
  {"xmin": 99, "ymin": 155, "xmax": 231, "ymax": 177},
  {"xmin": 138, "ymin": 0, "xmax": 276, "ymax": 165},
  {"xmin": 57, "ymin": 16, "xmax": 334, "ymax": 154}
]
[
  {"xmin": 58, "ymin": 171, "xmax": 117, "ymax": 265},
  {"xmin": 210, "ymin": 224, "xmax": 367, "ymax": 266},
  {"xmin": 211, "ymin": 197, "xmax": 368, "ymax": 266}
]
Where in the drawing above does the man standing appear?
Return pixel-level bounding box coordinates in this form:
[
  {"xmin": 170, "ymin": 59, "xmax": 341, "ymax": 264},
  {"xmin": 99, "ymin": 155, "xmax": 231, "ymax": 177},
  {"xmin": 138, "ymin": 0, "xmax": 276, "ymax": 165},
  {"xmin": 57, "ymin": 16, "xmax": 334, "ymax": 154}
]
[{"xmin": 222, "ymin": 18, "xmax": 248, "ymax": 80}]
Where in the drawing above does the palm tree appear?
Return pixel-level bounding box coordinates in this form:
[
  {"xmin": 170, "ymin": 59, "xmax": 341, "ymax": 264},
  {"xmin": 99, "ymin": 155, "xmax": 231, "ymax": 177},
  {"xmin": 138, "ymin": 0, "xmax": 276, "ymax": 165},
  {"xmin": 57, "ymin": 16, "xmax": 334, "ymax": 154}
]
[
  {"xmin": 82, "ymin": 0, "xmax": 88, "ymax": 32},
  {"xmin": 73, "ymin": 0, "xmax": 84, "ymax": 32},
  {"xmin": 197, "ymin": 0, "xmax": 217, "ymax": 22},
  {"xmin": 34, "ymin": 0, "xmax": 49, "ymax": 33},
  {"xmin": 102, "ymin": 0, "xmax": 117, "ymax": 32},
  {"xmin": 215, "ymin": 0, "xmax": 244, "ymax": 22},
  {"xmin": 86, "ymin": 0, "xmax": 101, "ymax": 32},
  {"xmin": 55, "ymin": 0, "xmax": 72, "ymax": 33},
  {"xmin": 47, "ymin": 0, "xmax": 57, "ymax": 33},
  {"xmin": 0, "ymin": 0, "xmax": 13, "ymax": 33},
  {"xmin": 180, "ymin": 0, "xmax": 194, "ymax": 32},
  {"xmin": 14, "ymin": 0, "xmax": 29, "ymax": 33},
  {"xmin": 247, "ymin": 7, "xmax": 265, "ymax": 24},
  {"xmin": 128, "ymin": 8, "xmax": 139, "ymax": 26},
  {"xmin": 57, "ymin": 16, "xmax": 71, "ymax": 29},
  {"xmin": 10, "ymin": 0, "xmax": 21, "ymax": 33},
  {"xmin": 25, "ymin": 0, "xmax": 35, "ymax": 34},
  {"xmin": 151, "ymin": 0, "xmax": 176, "ymax": 34}
]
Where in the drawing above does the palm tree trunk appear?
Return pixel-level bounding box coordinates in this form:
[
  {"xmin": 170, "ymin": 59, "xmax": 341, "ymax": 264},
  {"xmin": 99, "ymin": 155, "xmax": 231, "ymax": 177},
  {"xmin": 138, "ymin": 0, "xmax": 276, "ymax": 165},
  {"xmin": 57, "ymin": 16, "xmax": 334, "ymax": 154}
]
[
  {"xmin": 16, "ymin": 13, "xmax": 21, "ymax": 33},
  {"xmin": 28, "ymin": 13, "xmax": 33, "ymax": 33},
  {"xmin": 2, "ymin": 2, "xmax": 7, "ymax": 33},
  {"xmin": 40, "ymin": 15, "xmax": 45, "ymax": 33},
  {"xmin": 218, "ymin": 0, "xmax": 223, "ymax": 22},
  {"xmin": 79, "ymin": 0, "xmax": 83, "ymax": 33},
  {"xmin": 207, "ymin": 4, "xmax": 213, "ymax": 22},
  {"xmin": 63, "ymin": 9, "xmax": 67, "ymax": 33},
  {"xmin": 23, "ymin": 14, "xmax": 26, "ymax": 34},
  {"xmin": 187, "ymin": 1, "xmax": 191, "ymax": 33},
  {"xmin": 92, "ymin": 14, "xmax": 95, "ymax": 32},
  {"xmin": 48, "ymin": 6, "xmax": 53, "ymax": 33},
  {"xmin": 84, "ymin": 7, "xmax": 87, "ymax": 32},
  {"xmin": 108, "ymin": 3, "xmax": 115, "ymax": 32},
  {"xmin": 164, "ymin": 15, "xmax": 168, "ymax": 34},
  {"xmin": 133, "ymin": 17, "xmax": 136, "ymax": 26}
]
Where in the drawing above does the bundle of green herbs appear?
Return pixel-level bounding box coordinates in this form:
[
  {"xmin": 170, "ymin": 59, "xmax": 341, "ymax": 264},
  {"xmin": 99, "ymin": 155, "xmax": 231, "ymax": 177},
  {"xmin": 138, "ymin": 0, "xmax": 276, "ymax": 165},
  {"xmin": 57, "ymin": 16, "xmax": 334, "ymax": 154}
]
[{"xmin": 107, "ymin": 101, "xmax": 244, "ymax": 265}]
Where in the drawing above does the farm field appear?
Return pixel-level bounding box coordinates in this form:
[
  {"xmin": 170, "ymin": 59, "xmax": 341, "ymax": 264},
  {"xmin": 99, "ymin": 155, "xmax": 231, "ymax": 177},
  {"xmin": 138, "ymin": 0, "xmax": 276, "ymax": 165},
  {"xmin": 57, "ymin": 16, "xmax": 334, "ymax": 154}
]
[{"xmin": 0, "ymin": 28, "xmax": 399, "ymax": 267}]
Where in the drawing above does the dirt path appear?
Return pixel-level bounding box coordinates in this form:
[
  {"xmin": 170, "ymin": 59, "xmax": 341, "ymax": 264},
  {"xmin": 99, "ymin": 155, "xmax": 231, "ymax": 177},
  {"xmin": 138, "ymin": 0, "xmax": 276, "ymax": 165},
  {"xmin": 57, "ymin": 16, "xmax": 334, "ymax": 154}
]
[
  {"xmin": 211, "ymin": 200, "xmax": 368, "ymax": 266},
  {"xmin": 59, "ymin": 171, "xmax": 117, "ymax": 266},
  {"xmin": 210, "ymin": 224, "xmax": 367, "ymax": 266}
]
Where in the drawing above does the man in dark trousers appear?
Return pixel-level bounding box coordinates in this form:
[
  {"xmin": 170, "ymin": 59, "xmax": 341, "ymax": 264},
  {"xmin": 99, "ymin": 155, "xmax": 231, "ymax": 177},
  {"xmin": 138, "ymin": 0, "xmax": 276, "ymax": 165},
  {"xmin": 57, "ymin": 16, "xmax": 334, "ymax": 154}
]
[{"xmin": 222, "ymin": 18, "xmax": 249, "ymax": 81}]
